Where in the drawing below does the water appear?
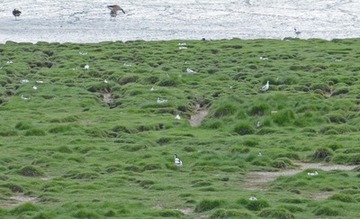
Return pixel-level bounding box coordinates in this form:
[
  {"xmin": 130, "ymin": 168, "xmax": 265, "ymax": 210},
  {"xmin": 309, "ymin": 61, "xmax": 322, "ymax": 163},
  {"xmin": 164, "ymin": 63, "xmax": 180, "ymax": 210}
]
[{"xmin": 0, "ymin": 0, "xmax": 359, "ymax": 43}]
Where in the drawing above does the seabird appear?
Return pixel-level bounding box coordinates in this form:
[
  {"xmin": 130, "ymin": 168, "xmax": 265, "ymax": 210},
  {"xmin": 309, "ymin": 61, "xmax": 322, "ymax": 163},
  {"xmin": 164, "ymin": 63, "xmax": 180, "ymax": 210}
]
[
  {"xmin": 249, "ymin": 196, "xmax": 257, "ymax": 201},
  {"xmin": 157, "ymin": 97, "xmax": 168, "ymax": 103},
  {"xmin": 294, "ymin": 28, "xmax": 301, "ymax": 37},
  {"xmin": 307, "ymin": 171, "xmax": 318, "ymax": 176},
  {"xmin": 107, "ymin": 5, "xmax": 125, "ymax": 19},
  {"xmin": 174, "ymin": 154, "xmax": 183, "ymax": 167},
  {"xmin": 84, "ymin": 64, "xmax": 90, "ymax": 70},
  {"xmin": 12, "ymin": 9, "xmax": 21, "ymax": 20},
  {"xmin": 260, "ymin": 81, "xmax": 269, "ymax": 92},
  {"xmin": 175, "ymin": 114, "xmax": 181, "ymax": 120}
]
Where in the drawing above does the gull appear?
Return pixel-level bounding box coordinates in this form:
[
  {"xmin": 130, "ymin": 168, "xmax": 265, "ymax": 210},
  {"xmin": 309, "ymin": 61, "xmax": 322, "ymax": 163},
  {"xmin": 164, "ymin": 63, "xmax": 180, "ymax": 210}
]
[
  {"xmin": 186, "ymin": 68, "xmax": 196, "ymax": 74},
  {"xmin": 259, "ymin": 56, "xmax": 268, "ymax": 60},
  {"xmin": 256, "ymin": 121, "xmax": 261, "ymax": 128},
  {"xmin": 258, "ymin": 152, "xmax": 262, "ymax": 157},
  {"xmin": 12, "ymin": 9, "xmax": 21, "ymax": 20},
  {"xmin": 21, "ymin": 79, "xmax": 29, "ymax": 83},
  {"xmin": 249, "ymin": 196, "xmax": 257, "ymax": 201},
  {"xmin": 32, "ymin": 86, "xmax": 38, "ymax": 90},
  {"xmin": 104, "ymin": 79, "xmax": 108, "ymax": 83},
  {"xmin": 157, "ymin": 98, "xmax": 168, "ymax": 103},
  {"xmin": 175, "ymin": 114, "xmax": 181, "ymax": 120},
  {"xmin": 150, "ymin": 87, "xmax": 155, "ymax": 91},
  {"xmin": 260, "ymin": 81, "xmax": 269, "ymax": 92},
  {"xmin": 107, "ymin": 5, "xmax": 125, "ymax": 20},
  {"xmin": 84, "ymin": 64, "xmax": 89, "ymax": 70},
  {"xmin": 307, "ymin": 171, "xmax": 318, "ymax": 176},
  {"xmin": 36, "ymin": 80, "xmax": 44, "ymax": 84},
  {"xmin": 294, "ymin": 28, "xmax": 301, "ymax": 37},
  {"xmin": 79, "ymin": 52, "xmax": 88, "ymax": 55},
  {"xmin": 21, "ymin": 95, "xmax": 29, "ymax": 100},
  {"xmin": 174, "ymin": 154, "xmax": 183, "ymax": 167},
  {"xmin": 6, "ymin": 60, "xmax": 13, "ymax": 64}
]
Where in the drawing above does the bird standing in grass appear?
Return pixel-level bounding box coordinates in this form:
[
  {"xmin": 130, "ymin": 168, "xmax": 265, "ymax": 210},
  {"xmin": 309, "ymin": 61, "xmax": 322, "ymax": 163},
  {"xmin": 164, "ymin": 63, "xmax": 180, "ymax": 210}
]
[
  {"xmin": 260, "ymin": 81, "xmax": 269, "ymax": 92},
  {"xmin": 12, "ymin": 9, "xmax": 21, "ymax": 20},
  {"xmin": 174, "ymin": 154, "xmax": 183, "ymax": 167},
  {"xmin": 107, "ymin": 5, "xmax": 125, "ymax": 20}
]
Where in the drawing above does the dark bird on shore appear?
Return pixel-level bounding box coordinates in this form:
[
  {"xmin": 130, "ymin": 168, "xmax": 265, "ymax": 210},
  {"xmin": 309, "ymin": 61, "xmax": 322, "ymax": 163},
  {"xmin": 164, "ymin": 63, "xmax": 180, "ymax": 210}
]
[
  {"xmin": 107, "ymin": 5, "xmax": 125, "ymax": 19},
  {"xmin": 12, "ymin": 9, "xmax": 21, "ymax": 20}
]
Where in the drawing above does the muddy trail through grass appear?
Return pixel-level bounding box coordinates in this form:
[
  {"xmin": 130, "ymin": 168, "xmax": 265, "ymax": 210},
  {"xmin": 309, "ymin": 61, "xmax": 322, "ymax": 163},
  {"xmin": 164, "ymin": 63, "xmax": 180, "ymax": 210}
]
[{"xmin": 243, "ymin": 162, "xmax": 359, "ymax": 191}]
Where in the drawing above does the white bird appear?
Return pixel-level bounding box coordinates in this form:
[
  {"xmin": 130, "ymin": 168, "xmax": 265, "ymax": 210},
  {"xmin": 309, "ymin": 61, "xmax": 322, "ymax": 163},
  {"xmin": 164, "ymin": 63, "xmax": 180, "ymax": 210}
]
[
  {"xmin": 174, "ymin": 154, "xmax": 183, "ymax": 167},
  {"xmin": 36, "ymin": 80, "xmax": 44, "ymax": 84},
  {"xmin": 260, "ymin": 81, "xmax": 269, "ymax": 92},
  {"xmin": 258, "ymin": 152, "xmax": 262, "ymax": 157},
  {"xmin": 84, "ymin": 64, "xmax": 90, "ymax": 70},
  {"xmin": 21, "ymin": 79, "xmax": 29, "ymax": 83},
  {"xmin": 32, "ymin": 86, "xmax": 38, "ymax": 90},
  {"xmin": 157, "ymin": 97, "xmax": 168, "ymax": 103},
  {"xmin": 150, "ymin": 87, "xmax": 155, "ymax": 91},
  {"xmin": 104, "ymin": 79, "xmax": 108, "ymax": 83},
  {"xmin": 186, "ymin": 68, "xmax": 196, "ymax": 74},
  {"xmin": 249, "ymin": 196, "xmax": 257, "ymax": 201},
  {"xmin": 175, "ymin": 114, "xmax": 181, "ymax": 120},
  {"xmin": 256, "ymin": 121, "xmax": 261, "ymax": 128},
  {"xmin": 307, "ymin": 171, "xmax": 318, "ymax": 176},
  {"xmin": 294, "ymin": 28, "xmax": 301, "ymax": 37},
  {"xmin": 21, "ymin": 95, "xmax": 29, "ymax": 100},
  {"xmin": 6, "ymin": 60, "xmax": 13, "ymax": 64}
]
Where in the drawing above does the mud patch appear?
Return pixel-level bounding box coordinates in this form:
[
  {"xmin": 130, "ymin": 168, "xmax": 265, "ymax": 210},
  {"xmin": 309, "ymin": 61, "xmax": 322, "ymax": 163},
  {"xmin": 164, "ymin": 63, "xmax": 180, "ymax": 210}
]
[
  {"xmin": 243, "ymin": 162, "xmax": 358, "ymax": 191},
  {"xmin": 189, "ymin": 103, "xmax": 209, "ymax": 127},
  {"xmin": 2, "ymin": 194, "xmax": 38, "ymax": 207},
  {"xmin": 103, "ymin": 93, "xmax": 114, "ymax": 104}
]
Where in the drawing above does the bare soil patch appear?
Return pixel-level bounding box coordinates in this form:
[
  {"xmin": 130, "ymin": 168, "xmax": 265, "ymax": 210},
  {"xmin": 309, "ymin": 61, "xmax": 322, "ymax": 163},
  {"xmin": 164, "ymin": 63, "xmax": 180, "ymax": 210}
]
[
  {"xmin": 189, "ymin": 103, "xmax": 209, "ymax": 127},
  {"xmin": 243, "ymin": 162, "xmax": 358, "ymax": 193}
]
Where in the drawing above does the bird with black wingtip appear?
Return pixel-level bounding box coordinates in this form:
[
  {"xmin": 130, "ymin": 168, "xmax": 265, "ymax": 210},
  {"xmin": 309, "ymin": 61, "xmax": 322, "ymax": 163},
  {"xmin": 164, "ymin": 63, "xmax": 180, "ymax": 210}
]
[
  {"xmin": 107, "ymin": 5, "xmax": 125, "ymax": 20},
  {"xmin": 12, "ymin": 9, "xmax": 21, "ymax": 20}
]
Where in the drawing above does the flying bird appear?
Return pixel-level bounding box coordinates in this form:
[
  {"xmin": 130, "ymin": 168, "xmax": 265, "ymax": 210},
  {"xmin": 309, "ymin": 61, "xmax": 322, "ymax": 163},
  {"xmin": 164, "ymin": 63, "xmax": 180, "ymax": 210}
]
[
  {"xmin": 260, "ymin": 81, "xmax": 269, "ymax": 92},
  {"xmin": 12, "ymin": 9, "xmax": 21, "ymax": 20},
  {"xmin": 174, "ymin": 154, "xmax": 183, "ymax": 167},
  {"xmin": 107, "ymin": 5, "xmax": 125, "ymax": 19}
]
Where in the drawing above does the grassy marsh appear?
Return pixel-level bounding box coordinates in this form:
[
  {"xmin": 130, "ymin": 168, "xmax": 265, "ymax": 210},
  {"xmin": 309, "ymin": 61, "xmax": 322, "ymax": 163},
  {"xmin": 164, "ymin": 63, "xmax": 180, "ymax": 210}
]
[{"xmin": 0, "ymin": 38, "xmax": 360, "ymax": 218}]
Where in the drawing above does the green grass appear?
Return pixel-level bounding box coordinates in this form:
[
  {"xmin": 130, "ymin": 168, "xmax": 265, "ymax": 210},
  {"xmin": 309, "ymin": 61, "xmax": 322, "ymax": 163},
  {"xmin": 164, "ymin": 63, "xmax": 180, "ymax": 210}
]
[{"xmin": 0, "ymin": 38, "xmax": 360, "ymax": 218}]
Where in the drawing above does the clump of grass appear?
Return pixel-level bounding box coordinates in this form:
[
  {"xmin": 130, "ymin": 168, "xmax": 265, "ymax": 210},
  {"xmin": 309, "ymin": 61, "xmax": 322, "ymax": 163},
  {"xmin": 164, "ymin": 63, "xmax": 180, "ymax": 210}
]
[
  {"xmin": 271, "ymin": 109, "xmax": 295, "ymax": 126},
  {"xmin": 213, "ymin": 103, "xmax": 237, "ymax": 118},
  {"xmin": 237, "ymin": 198, "xmax": 270, "ymax": 211},
  {"xmin": 194, "ymin": 199, "xmax": 224, "ymax": 212},
  {"xmin": 328, "ymin": 193, "xmax": 356, "ymax": 203},
  {"xmin": 10, "ymin": 202, "xmax": 38, "ymax": 215},
  {"xmin": 309, "ymin": 147, "xmax": 332, "ymax": 161},
  {"xmin": 210, "ymin": 209, "xmax": 253, "ymax": 219},
  {"xmin": 151, "ymin": 209, "xmax": 184, "ymax": 217},
  {"xmin": 234, "ymin": 122, "xmax": 255, "ymax": 135},
  {"xmin": 313, "ymin": 206, "xmax": 340, "ymax": 216},
  {"xmin": 25, "ymin": 129, "xmax": 46, "ymax": 136},
  {"xmin": 15, "ymin": 121, "xmax": 33, "ymax": 130},
  {"xmin": 258, "ymin": 208, "xmax": 294, "ymax": 219},
  {"xmin": 18, "ymin": 165, "xmax": 43, "ymax": 177}
]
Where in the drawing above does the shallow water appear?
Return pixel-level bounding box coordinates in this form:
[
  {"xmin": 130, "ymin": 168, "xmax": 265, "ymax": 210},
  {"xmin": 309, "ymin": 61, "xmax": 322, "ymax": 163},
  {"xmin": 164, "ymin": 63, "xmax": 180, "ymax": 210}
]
[{"xmin": 1, "ymin": 0, "xmax": 360, "ymax": 43}]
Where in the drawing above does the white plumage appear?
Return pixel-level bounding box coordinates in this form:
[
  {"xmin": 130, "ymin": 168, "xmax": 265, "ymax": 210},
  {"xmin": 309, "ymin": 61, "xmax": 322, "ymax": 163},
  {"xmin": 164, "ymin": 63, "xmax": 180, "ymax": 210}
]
[
  {"xmin": 157, "ymin": 97, "xmax": 168, "ymax": 103},
  {"xmin": 175, "ymin": 114, "xmax": 181, "ymax": 120},
  {"xmin": 260, "ymin": 81, "xmax": 269, "ymax": 92},
  {"xmin": 84, "ymin": 64, "xmax": 90, "ymax": 70},
  {"xmin": 174, "ymin": 154, "xmax": 183, "ymax": 167},
  {"xmin": 307, "ymin": 171, "xmax": 318, "ymax": 176}
]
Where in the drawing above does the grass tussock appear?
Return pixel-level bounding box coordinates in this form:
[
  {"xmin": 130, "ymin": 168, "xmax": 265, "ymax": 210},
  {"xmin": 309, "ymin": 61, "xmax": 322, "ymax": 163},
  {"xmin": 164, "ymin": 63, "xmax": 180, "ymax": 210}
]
[{"xmin": 1, "ymin": 38, "xmax": 360, "ymax": 218}]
